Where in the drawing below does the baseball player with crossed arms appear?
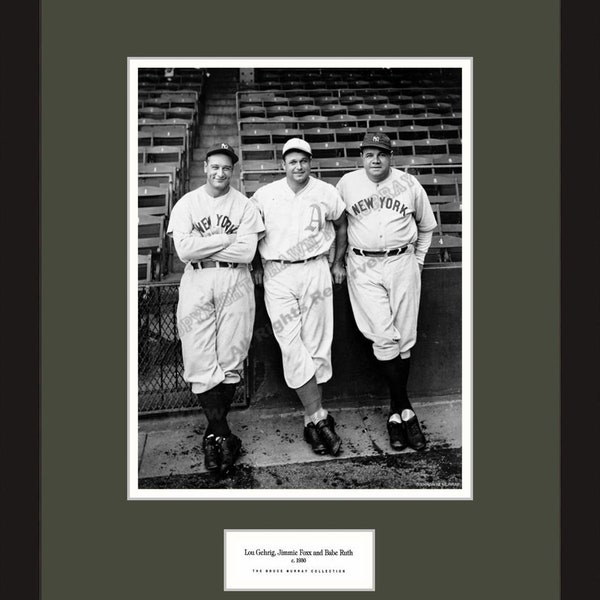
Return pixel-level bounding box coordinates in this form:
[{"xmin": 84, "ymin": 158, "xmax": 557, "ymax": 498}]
[
  {"xmin": 167, "ymin": 142, "xmax": 264, "ymax": 474},
  {"xmin": 252, "ymin": 138, "xmax": 347, "ymax": 456},
  {"xmin": 336, "ymin": 132, "xmax": 437, "ymax": 451}
]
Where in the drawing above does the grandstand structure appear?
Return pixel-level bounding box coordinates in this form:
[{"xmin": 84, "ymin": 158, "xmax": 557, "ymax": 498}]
[
  {"xmin": 138, "ymin": 67, "xmax": 462, "ymax": 282},
  {"xmin": 136, "ymin": 67, "xmax": 463, "ymax": 413}
]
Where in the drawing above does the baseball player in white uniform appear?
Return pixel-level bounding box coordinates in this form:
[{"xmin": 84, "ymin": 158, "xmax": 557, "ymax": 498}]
[
  {"xmin": 167, "ymin": 142, "xmax": 265, "ymax": 474},
  {"xmin": 336, "ymin": 132, "xmax": 437, "ymax": 451},
  {"xmin": 252, "ymin": 138, "xmax": 348, "ymax": 455}
]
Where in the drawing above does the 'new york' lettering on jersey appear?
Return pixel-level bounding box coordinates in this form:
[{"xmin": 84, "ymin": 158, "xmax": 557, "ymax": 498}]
[
  {"xmin": 253, "ymin": 176, "xmax": 345, "ymax": 261},
  {"xmin": 167, "ymin": 186, "xmax": 263, "ymax": 241},
  {"xmin": 337, "ymin": 168, "xmax": 437, "ymax": 251}
]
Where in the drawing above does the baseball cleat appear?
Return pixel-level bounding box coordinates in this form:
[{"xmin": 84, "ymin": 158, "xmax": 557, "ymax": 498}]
[
  {"xmin": 387, "ymin": 420, "xmax": 408, "ymax": 451},
  {"xmin": 219, "ymin": 434, "xmax": 242, "ymax": 474},
  {"xmin": 403, "ymin": 415, "xmax": 426, "ymax": 451},
  {"xmin": 202, "ymin": 434, "xmax": 221, "ymax": 472},
  {"xmin": 316, "ymin": 414, "xmax": 342, "ymax": 456},
  {"xmin": 303, "ymin": 422, "xmax": 327, "ymax": 454}
]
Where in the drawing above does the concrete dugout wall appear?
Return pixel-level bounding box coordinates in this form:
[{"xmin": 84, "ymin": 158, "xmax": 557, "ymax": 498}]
[{"xmin": 250, "ymin": 264, "xmax": 462, "ymax": 404}]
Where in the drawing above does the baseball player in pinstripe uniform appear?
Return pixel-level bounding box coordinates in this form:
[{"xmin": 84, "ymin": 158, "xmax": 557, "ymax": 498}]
[
  {"xmin": 336, "ymin": 132, "xmax": 437, "ymax": 451},
  {"xmin": 167, "ymin": 142, "xmax": 265, "ymax": 474},
  {"xmin": 252, "ymin": 139, "xmax": 348, "ymax": 455}
]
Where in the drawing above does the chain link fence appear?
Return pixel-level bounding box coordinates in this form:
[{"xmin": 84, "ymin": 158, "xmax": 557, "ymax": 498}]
[{"xmin": 138, "ymin": 283, "xmax": 250, "ymax": 415}]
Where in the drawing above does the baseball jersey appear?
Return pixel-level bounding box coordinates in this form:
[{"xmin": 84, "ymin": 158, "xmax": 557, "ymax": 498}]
[
  {"xmin": 167, "ymin": 185, "xmax": 264, "ymax": 263},
  {"xmin": 253, "ymin": 176, "xmax": 345, "ymax": 261},
  {"xmin": 336, "ymin": 168, "xmax": 437, "ymax": 251}
]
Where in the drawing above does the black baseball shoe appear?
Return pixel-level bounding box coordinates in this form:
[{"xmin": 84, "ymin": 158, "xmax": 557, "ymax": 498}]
[
  {"xmin": 404, "ymin": 414, "xmax": 426, "ymax": 451},
  {"xmin": 202, "ymin": 434, "xmax": 221, "ymax": 472},
  {"xmin": 316, "ymin": 414, "xmax": 342, "ymax": 456},
  {"xmin": 304, "ymin": 422, "xmax": 327, "ymax": 454},
  {"xmin": 387, "ymin": 419, "xmax": 408, "ymax": 451},
  {"xmin": 219, "ymin": 434, "xmax": 242, "ymax": 474}
]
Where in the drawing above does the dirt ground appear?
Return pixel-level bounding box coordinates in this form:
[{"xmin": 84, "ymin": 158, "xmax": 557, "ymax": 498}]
[{"xmin": 139, "ymin": 446, "xmax": 461, "ymax": 490}]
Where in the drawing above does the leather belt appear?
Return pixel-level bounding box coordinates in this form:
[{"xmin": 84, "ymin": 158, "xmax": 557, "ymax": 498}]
[
  {"xmin": 191, "ymin": 260, "xmax": 243, "ymax": 269},
  {"xmin": 268, "ymin": 253, "xmax": 327, "ymax": 265},
  {"xmin": 352, "ymin": 245, "xmax": 409, "ymax": 257}
]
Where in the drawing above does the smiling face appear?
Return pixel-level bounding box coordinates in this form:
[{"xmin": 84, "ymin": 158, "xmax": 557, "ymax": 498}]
[
  {"xmin": 361, "ymin": 147, "xmax": 392, "ymax": 183},
  {"xmin": 282, "ymin": 151, "xmax": 311, "ymax": 187},
  {"xmin": 204, "ymin": 153, "xmax": 234, "ymax": 196}
]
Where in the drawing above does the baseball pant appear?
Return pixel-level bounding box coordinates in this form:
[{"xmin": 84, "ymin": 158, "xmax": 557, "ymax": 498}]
[
  {"xmin": 347, "ymin": 247, "xmax": 421, "ymax": 361},
  {"xmin": 263, "ymin": 256, "xmax": 333, "ymax": 389},
  {"xmin": 176, "ymin": 264, "xmax": 255, "ymax": 394}
]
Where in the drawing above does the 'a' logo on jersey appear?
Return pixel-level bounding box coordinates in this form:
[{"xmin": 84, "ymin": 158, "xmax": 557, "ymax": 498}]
[{"xmin": 304, "ymin": 204, "xmax": 323, "ymax": 232}]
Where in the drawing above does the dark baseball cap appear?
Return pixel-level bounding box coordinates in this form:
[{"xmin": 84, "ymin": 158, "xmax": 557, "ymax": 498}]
[
  {"xmin": 360, "ymin": 132, "xmax": 392, "ymax": 153},
  {"xmin": 205, "ymin": 142, "xmax": 239, "ymax": 164}
]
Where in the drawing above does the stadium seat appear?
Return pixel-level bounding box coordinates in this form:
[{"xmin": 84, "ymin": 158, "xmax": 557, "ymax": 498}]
[
  {"xmin": 303, "ymin": 127, "xmax": 335, "ymax": 143},
  {"xmin": 266, "ymin": 105, "xmax": 294, "ymax": 117},
  {"xmin": 240, "ymin": 105, "xmax": 267, "ymax": 118},
  {"xmin": 320, "ymin": 103, "xmax": 346, "ymax": 116},
  {"xmin": 327, "ymin": 114, "xmax": 358, "ymax": 128},
  {"xmin": 364, "ymin": 114, "xmax": 388, "ymax": 127},
  {"xmin": 343, "ymin": 141, "xmax": 363, "ymax": 157},
  {"xmin": 432, "ymin": 154, "xmax": 462, "ymax": 174},
  {"xmin": 427, "ymin": 102, "xmax": 453, "ymax": 115},
  {"xmin": 288, "ymin": 95, "xmax": 315, "ymax": 106},
  {"xmin": 297, "ymin": 115, "xmax": 329, "ymax": 129},
  {"xmin": 363, "ymin": 94, "xmax": 388, "ymax": 105},
  {"xmin": 373, "ymin": 103, "xmax": 400, "ymax": 116},
  {"xmin": 335, "ymin": 126, "xmax": 367, "ymax": 142},
  {"xmin": 138, "ymin": 254, "xmax": 152, "ymax": 282},
  {"xmin": 389, "ymin": 94, "xmax": 414, "ymax": 105},
  {"xmin": 346, "ymin": 103, "xmax": 374, "ymax": 116},
  {"xmin": 241, "ymin": 128, "xmax": 272, "ymax": 144},
  {"xmin": 138, "ymin": 131, "xmax": 153, "ymax": 147},
  {"xmin": 293, "ymin": 104, "xmax": 321, "ymax": 117},
  {"xmin": 271, "ymin": 127, "xmax": 302, "ymax": 143},
  {"xmin": 138, "ymin": 186, "xmax": 170, "ymax": 216},
  {"xmin": 397, "ymin": 124, "xmax": 430, "ymax": 140},
  {"xmin": 263, "ymin": 96, "xmax": 289, "ymax": 107},
  {"xmin": 416, "ymin": 174, "xmax": 460, "ymax": 197},
  {"xmin": 315, "ymin": 157, "xmax": 358, "ymax": 177},
  {"xmin": 143, "ymin": 97, "xmax": 170, "ymax": 109},
  {"xmin": 241, "ymin": 160, "xmax": 282, "ymax": 179},
  {"xmin": 268, "ymin": 116, "xmax": 297, "ymax": 129},
  {"xmin": 309, "ymin": 142, "xmax": 344, "ymax": 159},
  {"xmin": 402, "ymin": 103, "xmax": 427, "ymax": 115},
  {"xmin": 138, "ymin": 214, "xmax": 165, "ymax": 251},
  {"xmin": 429, "ymin": 124, "xmax": 461, "ymax": 139},
  {"xmin": 392, "ymin": 155, "xmax": 433, "ymax": 172},
  {"xmin": 339, "ymin": 95, "xmax": 365, "ymax": 105},
  {"xmin": 390, "ymin": 139, "xmax": 415, "ymax": 155},
  {"xmin": 139, "ymin": 107, "xmax": 167, "ymax": 120},
  {"xmin": 146, "ymin": 145, "xmax": 185, "ymax": 164},
  {"xmin": 413, "ymin": 138, "xmax": 450, "ymax": 155},
  {"xmin": 313, "ymin": 95, "xmax": 338, "ymax": 106},
  {"xmin": 427, "ymin": 234, "xmax": 462, "ymax": 263},
  {"xmin": 239, "ymin": 93, "xmax": 265, "ymax": 106},
  {"xmin": 166, "ymin": 106, "xmax": 195, "ymax": 122},
  {"xmin": 241, "ymin": 143, "xmax": 276, "ymax": 161}
]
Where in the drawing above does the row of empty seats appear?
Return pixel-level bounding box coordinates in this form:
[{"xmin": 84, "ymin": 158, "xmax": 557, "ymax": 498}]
[
  {"xmin": 242, "ymin": 68, "xmax": 461, "ymax": 91},
  {"xmin": 237, "ymin": 70, "xmax": 463, "ymax": 263},
  {"xmin": 239, "ymin": 90, "xmax": 460, "ymax": 106},
  {"xmin": 137, "ymin": 79, "xmax": 206, "ymax": 282}
]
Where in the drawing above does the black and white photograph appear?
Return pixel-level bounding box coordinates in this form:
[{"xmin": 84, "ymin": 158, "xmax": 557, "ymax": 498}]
[{"xmin": 129, "ymin": 58, "xmax": 472, "ymax": 499}]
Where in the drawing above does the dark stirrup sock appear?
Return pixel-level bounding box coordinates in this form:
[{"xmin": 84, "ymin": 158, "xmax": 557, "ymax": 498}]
[
  {"xmin": 379, "ymin": 355, "xmax": 413, "ymax": 416},
  {"xmin": 294, "ymin": 375, "xmax": 323, "ymax": 417},
  {"xmin": 195, "ymin": 390, "xmax": 231, "ymax": 438}
]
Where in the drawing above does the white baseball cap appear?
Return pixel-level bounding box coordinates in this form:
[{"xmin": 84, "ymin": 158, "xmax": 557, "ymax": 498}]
[{"xmin": 282, "ymin": 138, "xmax": 312, "ymax": 158}]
